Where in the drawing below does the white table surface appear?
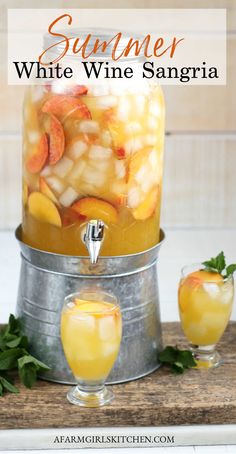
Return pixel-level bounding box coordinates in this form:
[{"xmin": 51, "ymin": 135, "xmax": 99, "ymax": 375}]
[{"xmin": 0, "ymin": 228, "xmax": 236, "ymax": 453}]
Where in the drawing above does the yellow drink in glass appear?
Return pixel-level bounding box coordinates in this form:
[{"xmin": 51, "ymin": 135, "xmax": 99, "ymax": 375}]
[
  {"xmin": 61, "ymin": 290, "xmax": 122, "ymax": 406},
  {"xmin": 178, "ymin": 267, "xmax": 234, "ymax": 368}
]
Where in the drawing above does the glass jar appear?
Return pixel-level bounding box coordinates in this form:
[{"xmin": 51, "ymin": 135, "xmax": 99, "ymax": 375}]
[{"xmin": 22, "ymin": 35, "xmax": 165, "ymax": 256}]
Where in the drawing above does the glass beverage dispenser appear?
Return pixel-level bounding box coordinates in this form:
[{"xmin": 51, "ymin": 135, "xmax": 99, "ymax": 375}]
[{"xmin": 16, "ymin": 30, "xmax": 165, "ymax": 383}]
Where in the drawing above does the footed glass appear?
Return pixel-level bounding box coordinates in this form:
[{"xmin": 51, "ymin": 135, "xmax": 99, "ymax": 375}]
[
  {"xmin": 61, "ymin": 290, "xmax": 122, "ymax": 407},
  {"xmin": 178, "ymin": 264, "xmax": 234, "ymax": 368}
]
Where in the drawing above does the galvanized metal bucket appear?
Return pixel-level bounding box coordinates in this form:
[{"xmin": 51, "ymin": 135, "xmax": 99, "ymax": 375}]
[{"xmin": 15, "ymin": 226, "xmax": 164, "ymax": 384}]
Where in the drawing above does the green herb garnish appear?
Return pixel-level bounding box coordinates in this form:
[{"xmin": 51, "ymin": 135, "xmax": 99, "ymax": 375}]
[
  {"xmin": 202, "ymin": 251, "xmax": 236, "ymax": 278},
  {"xmin": 0, "ymin": 314, "xmax": 50, "ymax": 396},
  {"xmin": 158, "ymin": 346, "xmax": 196, "ymax": 374}
]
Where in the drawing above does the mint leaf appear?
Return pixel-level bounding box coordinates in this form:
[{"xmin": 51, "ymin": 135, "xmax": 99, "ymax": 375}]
[
  {"xmin": 215, "ymin": 251, "xmax": 226, "ymax": 273},
  {"xmin": 172, "ymin": 362, "xmax": 185, "ymax": 374},
  {"xmin": 0, "ymin": 349, "xmax": 23, "ymax": 370},
  {"xmin": 202, "ymin": 251, "xmax": 236, "ymax": 278},
  {"xmin": 176, "ymin": 350, "xmax": 196, "ymax": 368},
  {"xmin": 19, "ymin": 363, "xmax": 37, "ymax": 389},
  {"xmin": 202, "ymin": 251, "xmax": 225, "ymax": 274},
  {"xmin": 6, "ymin": 336, "xmax": 28, "ymax": 349},
  {"xmin": 0, "ymin": 314, "xmax": 50, "ymax": 396},
  {"xmin": 18, "ymin": 355, "xmax": 49, "ymax": 371},
  {"xmin": 158, "ymin": 346, "xmax": 177, "ymax": 364},
  {"xmin": 226, "ymin": 264, "xmax": 236, "ymax": 277},
  {"xmin": 0, "ymin": 377, "xmax": 19, "ymax": 394},
  {"xmin": 159, "ymin": 346, "xmax": 196, "ymax": 374}
]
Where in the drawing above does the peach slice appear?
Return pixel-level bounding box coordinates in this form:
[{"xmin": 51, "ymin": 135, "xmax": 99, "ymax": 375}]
[
  {"xmin": 132, "ymin": 186, "xmax": 159, "ymax": 221},
  {"xmin": 39, "ymin": 177, "xmax": 58, "ymax": 204},
  {"xmin": 61, "ymin": 207, "xmax": 81, "ymax": 227},
  {"xmin": 26, "ymin": 133, "xmax": 48, "ymax": 174},
  {"xmin": 48, "ymin": 114, "xmax": 65, "ymax": 165},
  {"xmin": 22, "ymin": 181, "xmax": 29, "ymax": 206},
  {"xmin": 71, "ymin": 197, "xmax": 118, "ymax": 225},
  {"xmin": 182, "ymin": 270, "xmax": 223, "ymax": 289},
  {"xmin": 42, "ymin": 95, "xmax": 91, "ymax": 121},
  {"xmin": 127, "ymin": 148, "xmax": 151, "ymax": 182},
  {"xmin": 28, "ymin": 192, "xmax": 62, "ymax": 227}
]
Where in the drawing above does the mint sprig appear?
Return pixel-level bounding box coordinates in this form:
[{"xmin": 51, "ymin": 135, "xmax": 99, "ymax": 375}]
[
  {"xmin": 0, "ymin": 314, "xmax": 50, "ymax": 396},
  {"xmin": 202, "ymin": 251, "xmax": 236, "ymax": 278},
  {"xmin": 158, "ymin": 346, "xmax": 196, "ymax": 374}
]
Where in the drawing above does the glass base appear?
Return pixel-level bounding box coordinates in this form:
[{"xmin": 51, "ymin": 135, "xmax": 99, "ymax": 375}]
[
  {"xmin": 67, "ymin": 384, "xmax": 114, "ymax": 407},
  {"xmin": 190, "ymin": 344, "xmax": 222, "ymax": 369}
]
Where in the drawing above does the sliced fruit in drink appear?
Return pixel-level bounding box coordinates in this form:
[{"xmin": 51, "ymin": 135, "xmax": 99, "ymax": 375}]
[
  {"xmin": 182, "ymin": 271, "xmax": 223, "ymax": 289},
  {"xmin": 61, "ymin": 207, "xmax": 81, "ymax": 227},
  {"xmin": 132, "ymin": 186, "xmax": 159, "ymax": 220},
  {"xmin": 28, "ymin": 192, "xmax": 62, "ymax": 227},
  {"xmin": 42, "ymin": 95, "xmax": 91, "ymax": 121},
  {"xmin": 39, "ymin": 177, "xmax": 58, "ymax": 204},
  {"xmin": 48, "ymin": 114, "xmax": 65, "ymax": 165},
  {"xmin": 26, "ymin": 133, "xmax": 48, "ymax": 174},
  {"xmin": 71, "ymin": 197, "xmax": 118, "ymax": 225},
  {"xmin": 128, "ymin": 147, "xmax": 151, "ymax": 182}
]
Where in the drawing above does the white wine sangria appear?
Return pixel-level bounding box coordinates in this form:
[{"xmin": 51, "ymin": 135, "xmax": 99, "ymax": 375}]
[{"xmin": 22, "ymin": 80, "xmax": 165, "ymax": 256}]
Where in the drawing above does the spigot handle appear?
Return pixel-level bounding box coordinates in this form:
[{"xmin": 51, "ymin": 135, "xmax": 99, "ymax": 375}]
[{"xmin": 83, "ymin": 220, "xmax": 105, "ymax": 264}]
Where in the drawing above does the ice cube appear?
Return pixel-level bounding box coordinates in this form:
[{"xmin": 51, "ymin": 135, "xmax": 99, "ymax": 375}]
[
  {"xmin": 128, "ymin": 186, "xmax": 141, "ymax": 208},
  {"xmin": 135, "ymin": 95, "xmax": 146, "ymax": 115},
  {"xmin": 102, "ymin": 342, "xmax": 118, "ymax": 357},
  {"xmin": 90, "ymin": 159, "xmax": 110, "ymax": 172},
  {"xmin": 82, "ymin": 166, "xmax": 106, "ymax": 187},
  {"xmin": 125, "ymin": 121, "xmax": 142, "ymax": 135},
  {"xmin": 202, "ymin": 283, "xmax": 220, "ymax": 299},
  {"xmin": 89, "ymin": 145, "xmax": 112, "ymax": 160},
  {"xmin": 141, "ymin": 179, "xmax": 154, "ymax": 194},
  {"xmin": 89, "ymin": 84, "xmax": 110, "ymax": 97},
  {"xmin": 134, "ymin": 164, "xmax": 149, "ymax": 184},
  {"xmin": 28, "ymin": 130, "xmax": 40, "ymax": 144},
  {"xmin": 31, "ymin": 86, "xmax": 44, "ymax": 102},
  {"xmin": 144, "ymin": 134, "xmax": 157, "ymax": 146},
  {"xmin": 124, "ymin": 137, "xmax": 143, "ymax": 155},
  {"xmin": 149, "ymin": 150, "xmax": 158, "ymax": 170},
  {"xmin": 147, "ymin": 116, "xmax": 158, "ymax": 130},
  {"xmin": 69, "ymin": 160, "xmax": 86, "ymax": 182},
  {"xmin": 117, "ymin": 97, "xmax": 131, "ymax": 121},
  {"xmin": 59, "ymin": 187, "xmax": 79, "ymax": 207},
  {"xmin": 149, "ymin": 101, "xmax": 161, "ymax": 117},
  {"xmin": 79, "ymin": 120, "xmax": 100, "ymax": 134},
  {"xmin": 81, "ymin": 314, "xmax": 96, "ymax": 332},
  {"xmin": 96, "ymin": 95, "xmax": 118, "ymax": 110},
  {"xmin": 67, "ymin": 140, "xmax": 88, "ymax": 160},
  {"xmin": 101, "ymin": 130, "xmax": 112, "ymax": 147},
  {"xmin": 111, "ymin": 181, "xmax": 127, "ymax": 196},
  {"xmin": 220, "ymin": 285, "xmax": 234, "ymax": 305},
  {"xmin": 98, "ymin": 316, "xmax": 115, "ymax": 341},
  {"xmin": 115, "ymin": 160, "xmax": 126, "ymax": 179},
  {"xmin": 46, "ymin": 176, "xmax": 65, "ymax": 195},
  {"xmin": 53, "ymin": 157, "xmax": 74, "ymax": 179}
]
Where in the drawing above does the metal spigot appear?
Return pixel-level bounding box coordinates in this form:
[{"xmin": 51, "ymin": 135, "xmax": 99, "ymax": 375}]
[{"xmin": 83, "ymin": 220, "xmax": 105, "ymax": 264}]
